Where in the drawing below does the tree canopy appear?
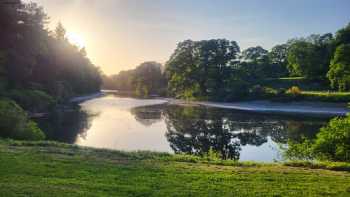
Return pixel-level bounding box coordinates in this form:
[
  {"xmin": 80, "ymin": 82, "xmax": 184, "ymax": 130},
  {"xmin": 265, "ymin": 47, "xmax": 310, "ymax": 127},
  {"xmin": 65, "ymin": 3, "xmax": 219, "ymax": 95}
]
[
  {"xmin": 327, "ymin": 44, "xmax": 350, "ymax": 91},
  {"xmin": 165, "ymin": 39, "xmax": 241, "ymax": 100},
  {"xmin": 0, "ymin": 1, "xmax": 102, "ymax": 140},
  {"xmin": 0, "ymin": 1, "xmax": 102, "ymax": 100},
  {"xmin": 103, "ymin": 61, "xmax": 166, "ymax": 97}
]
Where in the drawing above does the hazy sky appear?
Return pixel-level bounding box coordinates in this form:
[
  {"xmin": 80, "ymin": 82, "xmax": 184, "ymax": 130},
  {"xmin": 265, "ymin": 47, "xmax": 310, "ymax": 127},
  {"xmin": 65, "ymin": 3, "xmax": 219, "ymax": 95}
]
[{"xmin": 31, "ymin": 0, "xmax": 350, "ymax": 75}]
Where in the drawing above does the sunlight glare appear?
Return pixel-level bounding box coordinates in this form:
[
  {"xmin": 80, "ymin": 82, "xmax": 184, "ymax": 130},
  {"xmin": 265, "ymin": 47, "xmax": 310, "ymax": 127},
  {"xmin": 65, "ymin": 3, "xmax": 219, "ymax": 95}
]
[{"xmin": 66, "ymin": 32, "xmax": 85, "ymax": 48}]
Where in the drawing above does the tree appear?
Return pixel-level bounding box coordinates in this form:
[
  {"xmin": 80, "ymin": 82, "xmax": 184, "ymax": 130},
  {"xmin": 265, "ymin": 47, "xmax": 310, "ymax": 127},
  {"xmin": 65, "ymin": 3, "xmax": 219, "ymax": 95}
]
[
  {"xmin": 241, "ymin": 46, "xmax": 268, "ymax": 62},
  {"xmin": 102, "ymin": 61, "xmax": 166, "ymax": 97},
  {"xmin": 285, "ymin": 114, "xmax": 350, "ymax": 162},
  {"xmin": 133, "ymin": 61, "xmax": 165, "ymax": 97},
  {"xmin": 240, "ymin": 46, "xmax": 286, "ymax": 79},
  {"xmin": 165, "ymin": 40, "xmax": 200, "ymax": 99},
  {"xmin": 335, "ymin": 23, "xmax": 350, "ymax": 46},
  {"xmin": 0, "ymin": 99, "xmax": 45, "ymax": 140},
  {"xmin": 268, "ymin": 44, "xmax": 289, "ymax": 77},
  {"xmin": 55, "ymin": 22, "xmax": 66, "ymax": 41},
  {"xmin": 287, "ymin": 33, "xmax": 334, "ymax": 79},
  {"xmin": 327, "ymin": 44, "xmax": 350, "ymax": 91},
  {"xmin": 165, "ymin": 39, "xmax": 240, "ymax": 100},
  {"xmin": 287, "ymin": 41, "xmax": 323, "ymax": 78}
]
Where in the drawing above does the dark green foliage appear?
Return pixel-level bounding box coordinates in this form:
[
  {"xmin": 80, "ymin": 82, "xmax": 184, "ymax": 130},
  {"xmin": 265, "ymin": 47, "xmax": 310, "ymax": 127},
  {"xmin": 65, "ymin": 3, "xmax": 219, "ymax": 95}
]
[
  {"xmin": 6, "ymin": 89, "xmax": 55, "ymax": 112},
  {"xmin": 241, "ymin": 46, "xmax": 268, "ymax": 61},
  {"xmin": 313, "ymin": 115, "xmax": 350, "ymax": 161},
  {"xmin": 261, "ymin": 77, "xmax": 328, "ymax": 91},
  {"xmin": 0, "ymin": 99, "xmax": 45, "ymax": 140},
  {"xmin": 288, "ymin": 41, "xmax": 324, "ymax": 78},
  {"xmin": 327, "ymin": 44, "xmax": 350, "ymax": 91},
  {"xmin": 0, "ymin": 1, "xmax": 102, "ymax": 101},
  {"xmin": 0, "ymin": 1, "xmax": 102, "ymax": 141},
  {"xmin": 285, "ymin": 114, "xmax": 350, "ymax": 162},
  {"xmin": 268, "ymin": 44, "xmax": 289, "ymax": 77},
  {"xmin": 166, "ymin": 39, "xmax": 241, "ymax": 100},
  {"xmin": 335, "ymin": 23, "xmax": 350, "ymax": 46},
  {"xmin": 287, "ymin": 34, "xmax": 334, "ymax": 80}
]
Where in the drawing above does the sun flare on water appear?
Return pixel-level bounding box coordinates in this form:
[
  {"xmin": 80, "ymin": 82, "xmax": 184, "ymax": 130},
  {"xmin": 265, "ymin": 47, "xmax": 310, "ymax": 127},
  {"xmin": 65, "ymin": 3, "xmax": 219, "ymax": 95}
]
[{"xmin": 66, "ymin": 32, "xmax": 85, "ymax": 48}]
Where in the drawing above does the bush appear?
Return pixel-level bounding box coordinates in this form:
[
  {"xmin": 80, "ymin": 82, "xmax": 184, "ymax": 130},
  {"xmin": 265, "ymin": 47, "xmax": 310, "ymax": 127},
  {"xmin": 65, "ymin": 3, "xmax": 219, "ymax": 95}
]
[
  {"xmin": 0, "ymin": 99, "xmax": 45, "ymax": 140},
  {"xmin": 6, "ymin": 89, "xmax": 55, "ymax": 112},
  {"xmin": 248, "ymin": 85, "xmax": 279, "ymax": 99},
  {"xmin": 286, "ymin": 86, "xmax": 301, "ymax": 95},
  {"xmin": 285, "ymin": 114, "xmax": 350, "ymax": 162},
  {"xmin": 313, "ymin": 115, "xmax": 350, "ymax": 161}
]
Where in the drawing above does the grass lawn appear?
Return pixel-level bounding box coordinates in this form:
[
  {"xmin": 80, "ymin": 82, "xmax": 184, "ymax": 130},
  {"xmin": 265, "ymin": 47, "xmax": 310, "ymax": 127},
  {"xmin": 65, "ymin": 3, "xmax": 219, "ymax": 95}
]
[
  {"xmin": 301, "ymin": 91, "xmax": 350, "ymax": 102},
  {"xmin": 0, "ymin": 140, "xmax": 349, "ymax": 197}
]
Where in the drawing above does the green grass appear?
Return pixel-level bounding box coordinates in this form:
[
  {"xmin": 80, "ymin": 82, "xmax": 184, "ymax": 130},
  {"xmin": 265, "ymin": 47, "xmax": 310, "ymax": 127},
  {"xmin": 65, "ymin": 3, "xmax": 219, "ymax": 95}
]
[
  {"xmin": 261, "ymin": 77, "xmax": 329, "ymax": 91},
  {"xmin": 301, "ymin": 91, "xmax": 350, "ymax": 102},
  {"xmin": 0, "ymin": 140, "xmax": 349, "ymax": 196},
  {"xmin": 258, "ymin": 77, "xmax": 350, "ymax": 102}
]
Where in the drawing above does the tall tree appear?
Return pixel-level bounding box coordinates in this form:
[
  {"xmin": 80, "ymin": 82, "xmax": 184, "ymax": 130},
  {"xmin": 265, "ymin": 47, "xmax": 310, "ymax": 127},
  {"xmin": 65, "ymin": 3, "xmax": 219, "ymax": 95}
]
[
  {"xmin": 335, "ymin": 23, "xmax": 350, "ymax": 46},
  {"xmin": 241, "ymin": 46, "xmax": 268, "ymax": 62},
  {"xmin": 327, "ymin": 44, "xmax": 350, "ymax": 91},
  {"xmin": 166, "ymin": 39, "xmax": 240, "ymax": 100},
  {"xmin": 287, "ymin": 34, "xmax": 333, "ymax": 80},
  {"xmin": 268, "ymin": 44, "xmax": 289, "ymax": 77}
]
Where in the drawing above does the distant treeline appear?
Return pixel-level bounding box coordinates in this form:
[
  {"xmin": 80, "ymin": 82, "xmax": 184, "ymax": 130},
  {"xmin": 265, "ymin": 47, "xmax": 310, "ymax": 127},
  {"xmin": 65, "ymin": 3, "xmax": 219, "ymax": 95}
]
[
  {"xmin": 0, "ymin": 1, "xmax": 102, "ymax": 140},
  {"xmin": 104, "ymin": 23, "xmax": 350, "ymax": 101},
  {"xmin": 102, "ymin": 62, "xmax": 166, "ymax": 97}
]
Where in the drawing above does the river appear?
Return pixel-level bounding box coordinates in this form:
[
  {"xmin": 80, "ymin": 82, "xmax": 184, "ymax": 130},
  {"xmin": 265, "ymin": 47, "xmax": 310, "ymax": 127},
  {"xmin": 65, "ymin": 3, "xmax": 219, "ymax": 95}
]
[{"xmin": 42, "ymin": 94, "xmax": 333, "ymax": 162}]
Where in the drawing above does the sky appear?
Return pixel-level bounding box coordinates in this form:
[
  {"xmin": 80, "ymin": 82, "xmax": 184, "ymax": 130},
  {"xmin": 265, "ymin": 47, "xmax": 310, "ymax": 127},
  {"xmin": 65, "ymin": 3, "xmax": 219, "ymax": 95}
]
[{"xmin": 30, "ymin": 0, "xmax": 350, "ymax": 75}]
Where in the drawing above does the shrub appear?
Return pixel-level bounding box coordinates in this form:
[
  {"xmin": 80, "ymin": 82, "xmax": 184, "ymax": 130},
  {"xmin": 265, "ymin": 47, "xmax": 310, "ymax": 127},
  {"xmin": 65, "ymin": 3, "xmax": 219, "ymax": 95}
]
[
  {"xmin": 285, "ymin": 114, "xmax": 350, "ymax": 162},
  {"xmin": 6, "ymin": 89, "xmax": 55, "ymax": 112},
  {"xmin": 286, "ymin": 86, "xmax": 301, "ymax": 95},
  {"xmin": 312, "ymin": 115, "xmax": 350, "ymax": 161},
  {"xmin": 0, "ymin": 99, "xmax": 45, "ymax": 140}
]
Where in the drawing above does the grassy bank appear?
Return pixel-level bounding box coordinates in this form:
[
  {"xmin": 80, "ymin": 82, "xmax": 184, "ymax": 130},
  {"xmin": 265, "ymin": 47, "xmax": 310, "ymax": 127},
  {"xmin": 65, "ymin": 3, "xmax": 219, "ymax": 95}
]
[
  {"xmin": 0, "ymin": 140, "xmax": 349, "ymax": 196},
  {"xmin": 301, "ymin": 91, "xmax": 350, "ymax": 102}
]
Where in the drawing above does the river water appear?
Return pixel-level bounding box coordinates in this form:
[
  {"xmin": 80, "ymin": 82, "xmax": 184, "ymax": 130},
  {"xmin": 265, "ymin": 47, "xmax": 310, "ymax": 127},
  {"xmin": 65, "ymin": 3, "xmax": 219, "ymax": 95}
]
[{"xmin": 45, "ymin": 94, "xmax": 332, "ymax": 162}]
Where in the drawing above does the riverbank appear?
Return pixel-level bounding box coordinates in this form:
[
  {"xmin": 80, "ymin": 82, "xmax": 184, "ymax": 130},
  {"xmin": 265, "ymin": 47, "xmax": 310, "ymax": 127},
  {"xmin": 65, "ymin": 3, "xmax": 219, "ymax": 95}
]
[
  {"xmin": 166, "ymin": 99, "xmax": 350, "ymax": 116},
  {"xmin": 0, "ymin": 140, "xmax": 349, "ymax": 196},
  {"xmin": 102, "ymin": 91, "xmax": 349, "ymax": 116},
  {"xmin": 69, "ymin": 92, "xmax": 105, "ymax": 103}
]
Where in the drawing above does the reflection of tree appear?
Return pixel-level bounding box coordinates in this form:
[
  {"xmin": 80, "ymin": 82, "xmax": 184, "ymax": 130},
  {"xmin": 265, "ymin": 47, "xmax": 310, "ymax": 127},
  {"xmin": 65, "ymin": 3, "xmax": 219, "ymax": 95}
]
[
  {"xmin": 163, "ymin": 105, "xmax": 329, "ymax": 160},
  {"xmin": 37, "ymin": 105, "xmax": 96, "ymax": 143},
  {"xmin": 130, "ymin": 103, "xmax": 329, "ymax": 160},
  {"xmin": 164, "ymin": 106, "xmax": 241, "ymax": 160},
  {"xmin": 130, "ymin": 105, "xmax": 163, "ymax": 126}
]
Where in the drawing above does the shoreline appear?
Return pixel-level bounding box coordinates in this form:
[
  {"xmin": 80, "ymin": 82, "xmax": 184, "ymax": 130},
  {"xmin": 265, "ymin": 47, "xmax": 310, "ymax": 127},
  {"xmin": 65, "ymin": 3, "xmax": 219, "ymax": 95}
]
[
  {"xmin": 69, "ymin": 92, "xmax": 105, "ymax": 103},
  {"xmin": 165, "ymin": 98, "xmax": 350, "ymax": 116},
  {"xmin": 72, "ymin": 91, "xmax": 350, "ymax": 116}
]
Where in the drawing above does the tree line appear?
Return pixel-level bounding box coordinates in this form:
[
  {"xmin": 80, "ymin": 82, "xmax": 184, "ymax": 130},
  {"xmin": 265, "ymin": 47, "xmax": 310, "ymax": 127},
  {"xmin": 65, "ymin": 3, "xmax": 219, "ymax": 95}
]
[
  {"xmin": 0, "ymin": 1, "xmax": 102, "ymax": 140},
  {"xmin": 102, "ymin": 61, "xmax": 166, "ymax": 97},
  {"xmin": 166, "ymin": 24, "xmax": 350, "ymax": 101},
  {"xmin": 105, "ymin": 23, "xmax": 350, "ymax": 101}
]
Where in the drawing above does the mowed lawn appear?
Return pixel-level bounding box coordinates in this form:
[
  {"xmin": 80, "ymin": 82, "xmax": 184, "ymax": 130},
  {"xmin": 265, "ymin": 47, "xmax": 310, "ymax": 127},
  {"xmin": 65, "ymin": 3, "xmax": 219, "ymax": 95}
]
[{"xmin": 0, "ymin": 141, "xmax": 349, "ymax": 197}]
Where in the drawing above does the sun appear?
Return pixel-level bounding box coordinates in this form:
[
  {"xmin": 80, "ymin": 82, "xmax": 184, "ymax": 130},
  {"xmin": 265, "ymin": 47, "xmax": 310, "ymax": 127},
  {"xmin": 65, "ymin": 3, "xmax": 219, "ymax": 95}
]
[{"xmin": 66, "ymin": 32, "xmax": 85, "ymax": 48}]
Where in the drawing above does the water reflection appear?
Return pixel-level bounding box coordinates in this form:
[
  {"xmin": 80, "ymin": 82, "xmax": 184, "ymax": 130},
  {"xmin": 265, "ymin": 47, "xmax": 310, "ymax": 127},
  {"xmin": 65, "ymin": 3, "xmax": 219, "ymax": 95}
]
[
  {"xmin": 130, "ymin": 105, "xmax": 163, "ymax": 126},
  {"xmin": 43, "ymin": 96, "xmax": 331, "ymax": 161},
  {"xmin": 37, "ymin": 105, "xmax": 94, "ymax": 143},
  {"xmin": 130, "ymin": 104, "xmax": 329, "ymax": 161}
]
